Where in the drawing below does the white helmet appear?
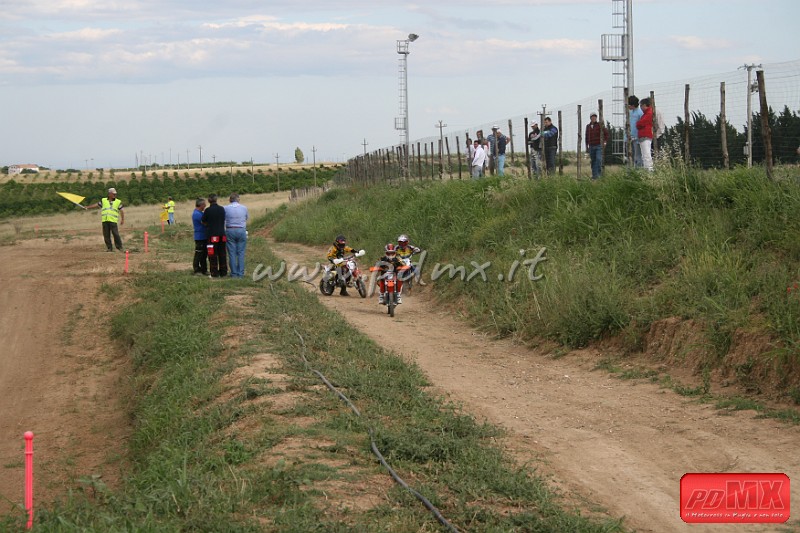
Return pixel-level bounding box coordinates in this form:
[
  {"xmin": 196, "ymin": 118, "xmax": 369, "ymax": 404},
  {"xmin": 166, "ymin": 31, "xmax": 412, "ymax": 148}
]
[{"xmin": 397, "ymin": 234, "xmax": 409, "ymax": 245}]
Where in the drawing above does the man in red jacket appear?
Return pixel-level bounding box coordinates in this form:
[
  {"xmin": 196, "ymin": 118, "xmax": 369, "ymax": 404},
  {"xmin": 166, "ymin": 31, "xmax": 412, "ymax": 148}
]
[
  {"xmin": 585, "ymin": 113, "xmax": 608, "ymax": 179},
  {"xmin": 636, "ymin": 98, "xmax": 654, "ymax": 172}
]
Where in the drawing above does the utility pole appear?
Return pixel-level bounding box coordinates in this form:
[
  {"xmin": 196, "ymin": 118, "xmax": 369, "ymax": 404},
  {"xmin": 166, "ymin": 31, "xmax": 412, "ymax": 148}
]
[
  {"xmin": 198, "ymin": 145, "xmax": 203, "ymax": 172},
  {"xmin": 212, "ymin": 154, "xmax": 216, "ymax": 165},
  {"xmin": 361, "ymin": 138, "xmax": 369, "ymax": 156},
  {"xmin": 186, "ymin": 149, "xmax": 189, "ymax": 170},
  {"xmin": 739, "ymin": 63, "xmax": 762, "ymax": 168},
  {"xmin": 312, "ymin": 146, "xmax": 317, "ymax": 188},
  {"xmin": 274, "ymin": 154, "xmax": 280, "ymax": 192}
]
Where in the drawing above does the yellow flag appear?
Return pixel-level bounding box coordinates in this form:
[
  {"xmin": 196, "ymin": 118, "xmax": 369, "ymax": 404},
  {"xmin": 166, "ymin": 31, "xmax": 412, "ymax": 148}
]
[
  {"xmin": 160, "ymin": 210, "xmax": 169, "ymax": 222},
  {"xmin": 56, "ymin": 192, "xmax": 86, "ymax": 207}
]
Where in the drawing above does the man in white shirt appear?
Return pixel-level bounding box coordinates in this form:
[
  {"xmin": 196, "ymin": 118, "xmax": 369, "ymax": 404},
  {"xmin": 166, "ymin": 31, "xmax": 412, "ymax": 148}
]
[{"xmin": 471, "ymin": 140, "xmax": 486, "ymax": 179}]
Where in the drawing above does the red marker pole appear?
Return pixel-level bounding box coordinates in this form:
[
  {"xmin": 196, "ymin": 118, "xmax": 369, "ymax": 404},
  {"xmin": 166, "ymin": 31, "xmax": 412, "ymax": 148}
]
[
  {"xmin": 161, "ymin": 220, "xmax": 165, "ymax": 233},
  {"xmin": 24, "ymin": 431, "xmax": 33, "ymax": 530},
  {"xmin": 144, "ymin": 231, "xmax": 149, "ymax": 253},
  {"xmin": 124, "ymin": 250, "xmax": 130, "ymax": 274}
]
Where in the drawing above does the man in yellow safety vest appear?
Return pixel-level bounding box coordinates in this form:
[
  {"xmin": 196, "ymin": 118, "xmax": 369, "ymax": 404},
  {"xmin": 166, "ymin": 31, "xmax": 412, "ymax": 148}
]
[
  {"xmin": 86, "ymin": 187, "xmax": 125, "ymax": 251},
  {"xmin": 164, "ymin": 196, "xmax": 176, "ymax": 225}
]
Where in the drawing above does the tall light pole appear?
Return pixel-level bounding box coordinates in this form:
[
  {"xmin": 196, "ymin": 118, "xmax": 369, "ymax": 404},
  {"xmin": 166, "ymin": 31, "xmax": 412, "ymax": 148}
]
[
  {"xmin": 198, "ymin": 145, "xmax": 203, "ymax": 172},
  {"xmin": 395, "ymin": 33, "xmax": 419, "ymax": 174}
]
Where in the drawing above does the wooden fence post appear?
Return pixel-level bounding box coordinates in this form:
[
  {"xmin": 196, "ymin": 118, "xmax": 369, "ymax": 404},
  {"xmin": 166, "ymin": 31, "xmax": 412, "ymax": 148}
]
[
  {"xmin": 430, "ymin": 141, "xmax": 435, "ymax": 179},
  {"xmin": 577, "ymin": 105, "xmax": 583, "ymax": 179},
  {"xmin": 684, "ymin": 83, "xmax": 691, "ymax": 166},
  {"xmin": 445, "ymin": 137, "xmax": 453, "ymax": 179},
  {"xmin": 455, "ymin": 135, "xmax": 462, "ymax": 180},
  {"xmin": 756, "ymin": 70, "xmax": 774, "ymax": 180},
  {"xmin": 598, "ymin": 99, "xmax": 606, "ymax": 176},
  {"xmin": 650, "ymin": 90, "xmax": 658, "ymax": 154},
  {"xmin": 508, "ymin": 119, "xmax": 515, "ymax": 166},
  {"xmin": 624, "ymin": 87, "xmax": 631, "ymax": 167},
  {"xmin": 720, "ymin": 82, "xmax": 729, "ymax": 169},
  {"xmin": 558, "ymin": 110, "xmax": 563, "ymax": 175},
  {"xmin": 524, "ymin": 117, "xmax": 531, "ymax": 180}
]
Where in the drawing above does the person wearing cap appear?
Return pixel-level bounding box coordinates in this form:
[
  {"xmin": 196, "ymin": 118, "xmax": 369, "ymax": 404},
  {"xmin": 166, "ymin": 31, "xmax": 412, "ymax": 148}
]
[
  {"xmin": 527, "ymin": 122, "xmax": 542, "ymax": 177},
  {"xmin": 585, "ymin": 113, "xmax": 609, "ymax": 179},
  {"xmin": 486, "ymin": 125, "xmax": 509, "ymax": 176},
  {"xmin": 541, "ymin": 117, "xmax": 559, "ymax": 173},
  {"xmin": 85, "ymin": 187, "xmax": 124, "ymax": 252},
  {"xmin": 163, "ymin": 196, "xmax": 176, "ymax": 225}
]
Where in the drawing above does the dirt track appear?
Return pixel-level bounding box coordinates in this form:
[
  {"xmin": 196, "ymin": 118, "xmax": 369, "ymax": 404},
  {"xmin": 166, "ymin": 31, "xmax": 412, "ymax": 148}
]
[
  {"xmin": 0, "ymin": 235, "xmax": 133, "ymax": 511},
  {"xmin": 268, "ymin": 240, "xmax": 800, "ymax": 533}
]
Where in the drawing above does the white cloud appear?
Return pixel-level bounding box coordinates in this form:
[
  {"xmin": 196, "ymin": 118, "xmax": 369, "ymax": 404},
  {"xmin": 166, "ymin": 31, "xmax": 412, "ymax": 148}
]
[{"xmin": 669, "ymin": 35, "xmax": 734, "ymax": 50}]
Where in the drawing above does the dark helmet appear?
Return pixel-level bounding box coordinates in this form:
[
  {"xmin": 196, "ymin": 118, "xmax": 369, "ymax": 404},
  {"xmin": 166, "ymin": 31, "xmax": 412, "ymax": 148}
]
[
  {"xmin": 335, "ymin": 234, "xmax": 346, "ymax": 247},
  {"xmin": 385, "ymin": 243, "xmax": 397, "ymax": 256}
]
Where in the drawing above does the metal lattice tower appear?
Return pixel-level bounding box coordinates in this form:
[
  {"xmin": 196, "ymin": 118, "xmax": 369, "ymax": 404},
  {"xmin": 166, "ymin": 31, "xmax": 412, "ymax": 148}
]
[
  {"xmin": 395, "ymin": 40, "xmax": 409, "ymax": 145},
  {"xmin": 395, "ymin": 34, "xmax": 418, "ymax": 170},
  {"xmin": 602, "ymin": 0, "xmax": 633, "ymax": 156}
]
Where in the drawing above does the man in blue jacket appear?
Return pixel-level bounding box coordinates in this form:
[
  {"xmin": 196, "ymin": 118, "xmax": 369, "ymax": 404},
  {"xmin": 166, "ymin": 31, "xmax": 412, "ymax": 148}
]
[{"xmin": 192, "ymin": 198, "xmax": 208, "ymax": 275}]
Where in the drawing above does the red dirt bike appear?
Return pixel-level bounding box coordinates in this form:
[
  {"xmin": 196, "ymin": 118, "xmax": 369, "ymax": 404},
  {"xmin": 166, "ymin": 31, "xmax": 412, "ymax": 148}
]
[
  {"xmin": 320, "ymin": 250, "xmax": 367, "ymax": 298},
  {"xmin": 370, "ymin": 263, "xmax": 410, "ymax": 317}
]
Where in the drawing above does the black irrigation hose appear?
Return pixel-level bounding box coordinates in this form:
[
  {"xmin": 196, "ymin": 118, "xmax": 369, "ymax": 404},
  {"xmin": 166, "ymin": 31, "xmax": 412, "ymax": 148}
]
[{"xmin": 293, "ymin": 330, "xmax": 460, "ymax": 533}]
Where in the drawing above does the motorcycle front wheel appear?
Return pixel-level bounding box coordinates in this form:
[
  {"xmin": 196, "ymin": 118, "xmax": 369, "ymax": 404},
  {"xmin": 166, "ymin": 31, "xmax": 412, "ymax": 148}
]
[
  {"xmin": 319, "ymin": 276, "xmax": 335, "ymax": 296},
  {"xmin": 356, "ymin": 278, "xmax": 367, "ymax": 298},
  {"xmin": 387, "ymin": 292, "xmax": 395, "ymax": 317}
]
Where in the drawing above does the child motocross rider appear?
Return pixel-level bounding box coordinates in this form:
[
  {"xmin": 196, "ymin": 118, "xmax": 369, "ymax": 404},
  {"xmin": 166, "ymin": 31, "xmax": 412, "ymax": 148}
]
[
  {"xmin": 396, "ymin": 234, "xmax": 421, "ymax": 282},
  {"xmin": 376, "ymin": 243, "xmax": 405, "ymax": 305},
  {"xmin": 326, "ymin": 234, "xmax": 360, "ymax": 296}
]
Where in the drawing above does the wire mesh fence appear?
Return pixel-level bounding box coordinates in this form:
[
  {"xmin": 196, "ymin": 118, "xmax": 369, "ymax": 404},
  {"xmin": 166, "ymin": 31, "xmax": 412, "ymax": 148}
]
[{"xmin": 342, "ymin": 59, "xmax": 800, "ymax": 184}]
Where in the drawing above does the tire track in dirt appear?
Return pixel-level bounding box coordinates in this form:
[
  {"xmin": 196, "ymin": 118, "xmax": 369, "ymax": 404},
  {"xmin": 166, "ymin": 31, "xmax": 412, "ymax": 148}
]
[{"xmin": 267, "ymin": 239, "xmax": 800, "ymax": 533}]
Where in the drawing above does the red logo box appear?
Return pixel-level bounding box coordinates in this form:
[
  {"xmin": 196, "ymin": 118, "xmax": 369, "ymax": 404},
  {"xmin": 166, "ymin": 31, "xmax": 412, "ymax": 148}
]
[{"xmin": 680, "ymin": 473, "xmax": 790, "ymax": 523}]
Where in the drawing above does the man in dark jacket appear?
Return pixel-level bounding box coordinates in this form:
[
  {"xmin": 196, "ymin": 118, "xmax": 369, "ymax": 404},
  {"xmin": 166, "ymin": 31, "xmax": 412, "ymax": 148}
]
[
  {"xmin": 201, "ymin": 193, "xmax": 227, "ymax": 277},
  {"xmin": 527, "ymin": 122, "xmax": 541, "ymax": 177},
  {"xmin": 541, "ymin": 117, "xmax": 559, "ymax": 173},
  {"xmin": 585, "ymin": 113, "xmax": 608, "ymax": 179}
]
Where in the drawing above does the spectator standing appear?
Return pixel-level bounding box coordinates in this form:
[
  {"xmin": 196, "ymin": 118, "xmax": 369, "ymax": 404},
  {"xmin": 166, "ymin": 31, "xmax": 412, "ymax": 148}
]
[
  {"xmin": 471, "ymin": 140, "xmax": 486, "ymax": 179},
  {"xmin": 85, "ymin": 187, "xmax": 124, "ymax": 251},
  {"xmin": 164, "ymin": 196, "xmax": 176, "ymax": 225},
  {"xmin": 541, "ymin": 117, "xmax": 559, "ymax": 173},
  {"xmin": 192, "ymin": 198, "xmax": 208, "ymax": 276},
  {"xmin": 487, "ymin": 125, "xmax": 509, "ymax": 176},
  {"xmin": 636, "ymin": 98, "xmax": 655, "ymax": 172},
  {"xmin": 476, "ymin": 129, "xmax": 489, "ymax": 175},
  {"xmin": 466, "ymin": 136, "xmax": 475, "ymax": 168},
  {"xmin": 628, "ymin": 95, "xmax": 644, "ymax": 167},
  {"xmin": 201, "ymin": 194, "xmax": 228, "ymax": 278},
  {"xmin": 527, "ymin": 122, "xmax": 541, "ymax": 177},
  {"xmin": 224, "ymin": 193, "xmax": 249, "ymax": 279},
  {"xmin": 585, "ymin": 113, "xmax": 609, "ymax": 179}
]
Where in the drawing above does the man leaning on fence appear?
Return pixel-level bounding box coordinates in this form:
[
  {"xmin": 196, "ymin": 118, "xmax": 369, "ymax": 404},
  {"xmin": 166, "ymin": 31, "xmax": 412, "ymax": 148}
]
[{"xmin": 541, "ymin": 117, "xmax": 559, "ymax": 173}]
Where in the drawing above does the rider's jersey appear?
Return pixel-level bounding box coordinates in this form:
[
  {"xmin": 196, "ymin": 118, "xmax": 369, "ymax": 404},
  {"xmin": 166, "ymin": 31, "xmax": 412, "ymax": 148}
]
[
  {"xmin": 396, "ymin": 244, "xmax": 420, "ymax": 260},
  {"xmin": 327, "ymin": 244, "xmax": 357, "ymax": 262}
]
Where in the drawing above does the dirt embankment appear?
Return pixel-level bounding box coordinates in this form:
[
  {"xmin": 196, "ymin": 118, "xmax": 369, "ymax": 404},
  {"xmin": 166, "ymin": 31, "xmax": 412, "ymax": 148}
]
[{"xmin": 267, "ymin": 239, "xmax": 800, "ymax": 533}]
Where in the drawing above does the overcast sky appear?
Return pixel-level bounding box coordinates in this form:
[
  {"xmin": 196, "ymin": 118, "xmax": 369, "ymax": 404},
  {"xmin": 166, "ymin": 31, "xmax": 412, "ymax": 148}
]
[{"xmin": 1, "ymin": 0, "xmax": 797, "ymax": 169}]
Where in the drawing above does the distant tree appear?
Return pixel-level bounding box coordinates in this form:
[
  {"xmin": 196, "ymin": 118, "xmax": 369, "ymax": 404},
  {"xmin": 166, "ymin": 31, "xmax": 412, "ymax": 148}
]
[{"xmin": 295, "ymin": 147, "xmax": 305, "ymax": 164}]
